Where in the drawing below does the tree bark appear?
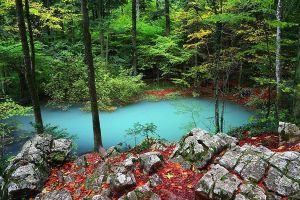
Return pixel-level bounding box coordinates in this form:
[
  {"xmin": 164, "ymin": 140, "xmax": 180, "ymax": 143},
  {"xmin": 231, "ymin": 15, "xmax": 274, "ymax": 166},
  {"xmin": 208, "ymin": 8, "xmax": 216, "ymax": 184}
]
[
  {"xmin": 294, "ymin": 26, "xmax": 300, "ymax": 124},
  {"xmin": 15, "ymin": 0, "xmax": 43, "ymax": 134},
  {"xmin": 211, "ymin": 0, "xmax": 222, "ymax": 133},
  {"xmin": 106, "ymin": 33, "xmax": 109, "ymax": 65},
  {"xmin": 165, "ymin": 0, "xmax": 170, "ymax": 36},
  {"xmin": 81, "ymin": 0, "xmax": 103, "ymax": 151},
  {"xmin": 132, "ymin": 0, "xmax": 138, "ymax": 75},
  {"xmin": 24, "ymin": 0, "xmax": 36, "ymax": 82},
  {"xmin": 275, "ymin": 0, "xmax": 283, "ymax": 122},
  {"xmin": 136, "ymin": 0, "xmax": 140, "ymax": 19}
]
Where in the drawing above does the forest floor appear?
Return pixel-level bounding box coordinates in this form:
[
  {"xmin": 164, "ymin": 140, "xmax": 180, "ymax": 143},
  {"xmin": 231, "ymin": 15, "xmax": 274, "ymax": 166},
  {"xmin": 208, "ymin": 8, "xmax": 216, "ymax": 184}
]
[
  {"xmin": 143, "ymin": 82, "xmax": 270, "ymax": 109},
  {"xmin": 41, "ymin": 132, "xmax": 300, "ymax": 200}
]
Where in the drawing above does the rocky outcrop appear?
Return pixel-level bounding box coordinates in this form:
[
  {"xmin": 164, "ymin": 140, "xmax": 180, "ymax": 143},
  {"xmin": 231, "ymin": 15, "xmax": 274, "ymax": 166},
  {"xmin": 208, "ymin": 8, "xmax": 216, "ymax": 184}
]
[
  {"xmin": 4, "ymin": 134, "xmax": 72, "ymax": 199},
  {"xmin": 109, "ymin": 171, "xmax": 137, "ymax": 192},
  {"xmin": 20, "ymin": 127, "xmax": 299, "ymax": 200},
  {"xmin": 139, "ymin": 152, "xmax": 163, "ymax": 174},
  {"xmin": 35, "ymin": 189, "xmax": 72, "ymax": 200},
  {"xmin": 118, "ymin": 184, "xmax": 160, "ymax": 200},
  {"xmin": 171, "ymin": 129, "xmax": 237, "ymax": 169},
  {"xmin": 196, "ymin": 143, "xmax": 300, "ymax": 199},
  {"xmin": 278, "ymin": 122, "xmax": 300, "ymax": 144},
  {"xmin": 195, "ymin": 164, "xmax": 242, "ymax": 200}
]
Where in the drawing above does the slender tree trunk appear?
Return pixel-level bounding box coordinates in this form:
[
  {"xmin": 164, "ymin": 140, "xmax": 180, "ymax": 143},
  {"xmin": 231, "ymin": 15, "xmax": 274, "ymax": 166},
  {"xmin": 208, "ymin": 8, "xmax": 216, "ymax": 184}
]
[
  {"xmin": 18, "ymin": 68, "xmax": 27, "ymax": 100},
  {"xmin": 294, "ymin": 26, "xmax": 300, "ymax": 124},
  {"xmin": 106, "ymin": 33, "xmax": 109, "ymax": 65},
  {"xmin": 15, "ymin": 0, "xmax": 43, "ymax": 134},
  {"xmin": 132, "ymin": 0, "xmax": 138, "ymax": 75},
  {"xmin": 1, "ymin": 68, "xmax": 5, "ymax": 95},
  {"xmin": 136, "ymin": 0, "xmax": 140, "ymax": 19},
  {"xmin": 275, "ymin": 0, "xmax": 283, "ymax": 122},
  {"xmin": 81, "ymin": 0, "xmax": 103, "ymax": 151},
  {"xmin": 263, "ymin": 23, "xmax": 273, "ymax": 118},
  {"xmin": 212, "ymin": 0, "xmax": 222, "ymax": 133},
  {"xmin": 165, "ymin": 0, "xmax": 170, "ymax": 36},
  {"xmin": 24, "ymin": 0, "xmax": 36, "ymax": 82},
  {"xmin": 214, "ymin": 75, "xmax": 220, "ymax": 133},
  {"xmin": 238, "ymin": 63, "xmax": 243, "ymax": 89}
]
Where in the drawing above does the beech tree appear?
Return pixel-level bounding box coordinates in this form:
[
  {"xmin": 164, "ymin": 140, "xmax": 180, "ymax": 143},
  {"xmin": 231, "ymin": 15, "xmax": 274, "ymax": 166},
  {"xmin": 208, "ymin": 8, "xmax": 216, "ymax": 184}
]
[
  {"xmin": 132, "ymin": 0, "xmax": 138, "ymax": 75},
  {"xmin": 15, "ymin": 0, "xmax": 44, "ymax": 134},
  {"xmin": 81, "ymin": 0, "xmax": 103, "ymax": 151},
  {"xmin": 275, "ymin": 0, "xmax": 283, "ymax": 122},
  {"xmin": 165, "ymin": 0, "xmax": 170, "ymax": 36}
]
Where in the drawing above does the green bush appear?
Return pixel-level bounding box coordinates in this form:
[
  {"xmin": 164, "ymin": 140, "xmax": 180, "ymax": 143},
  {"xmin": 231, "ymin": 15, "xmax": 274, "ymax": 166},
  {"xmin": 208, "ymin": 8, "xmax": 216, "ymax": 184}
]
[{"xmin": 43, "ymin": 53, "xmax": 145, "ymax": 109}]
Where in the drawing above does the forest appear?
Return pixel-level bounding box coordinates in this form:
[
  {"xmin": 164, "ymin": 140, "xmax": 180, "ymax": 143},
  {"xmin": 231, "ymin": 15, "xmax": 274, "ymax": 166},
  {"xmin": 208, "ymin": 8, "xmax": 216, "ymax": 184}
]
[{"xmin": 0, "ymin": 0, "xmax": 300, "ymax": 200}]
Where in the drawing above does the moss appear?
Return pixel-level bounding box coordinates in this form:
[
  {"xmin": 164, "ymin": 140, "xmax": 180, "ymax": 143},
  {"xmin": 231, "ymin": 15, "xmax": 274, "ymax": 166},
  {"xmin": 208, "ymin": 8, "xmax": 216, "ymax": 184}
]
[{"xmin": 50, "ymin": 152, "xmax": 66, "ymax": 162}]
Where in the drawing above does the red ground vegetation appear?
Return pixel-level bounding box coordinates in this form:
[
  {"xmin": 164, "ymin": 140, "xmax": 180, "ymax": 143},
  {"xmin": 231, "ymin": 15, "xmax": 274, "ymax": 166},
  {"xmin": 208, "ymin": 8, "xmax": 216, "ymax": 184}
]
[
  {"xmin": 145, "ymin": 84, "xmax": 271, "ymax": 109},
  {"xmin": 43, "ymin": 133, "xmax": 299, "ymax": 200}
]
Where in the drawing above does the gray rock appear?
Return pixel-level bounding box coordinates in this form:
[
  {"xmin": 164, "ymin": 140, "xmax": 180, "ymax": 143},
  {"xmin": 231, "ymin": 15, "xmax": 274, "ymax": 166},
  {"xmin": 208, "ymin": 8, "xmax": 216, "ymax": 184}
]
[
  {"xmin": 235, "ymin": 154, "xmax": 267, "ymax": 182},
  {"xmin": 219, "ymin": 146, "xmax": 243, "ymax": 169},
  {"xmin": 86, "ymin": 162, "xmax": 109, "ymax": 192},
  {"xmin": 149, "ymin": 174, "xmax": 163, "ymax": 187},
  {"xmin": 195, "ymin": 164, "xmax": 242, "ymax": 200},
  {"xmin": 106, "ymin": 146, "xmax": 120, "ymax": 158},
  {"xmin": 7, "ymin": 163, "xmax": 48, "ymax": 199},
  {"xmin": 123, "ymin": 156, "xmax": 138, "ymax": 170},
  {"xmin": 171, "ymin": 129, "xmax": 237, "ymax": 169},
  {"xmin": 5, "ymin": 134, "xmax": 72, "ymax": 199},
  {"xmin": 0, "ymin": 176, "xmax": 4, "ymax": 196},
  {"xmin": 110, "ymin": 172, "xmax": 136, "ymax": 192},
  {"xmin": 235, "ymin": 183, "xmax": 266, "ymax": 200},
  {"xmin": 264, "ymin": 167, "xmax": 300, "ymax": 196},
  {"xmin": 278, "ymin": 122, "xmax": 300, "ymax": 143},
  {"xmin": 286, "ymin": 160, "xmax": 300, "ymax": 181},
  {"xmin": 92, "ymin": 194, "xmax": 111, "ymax": 200},
  {"xmin": 140, "ymin": 152, "xmax": 163, "ymax": 174},
  {"xmin": 118, "ymin": 184, "xmax": 153, "ymax": 200},
  {"xmin": 150, "ymin": 193, "xmax": 161, "ymax": 200},
  {"xmin": 35, "ymin": 189, "xmax": 72, "ymax": 200},
  {"xmin": 151, "ymin": 142, "xmax": 167, "ymax": 151},
  {"xmin": 74, "ymin": 155, "xmax": 87, "ymax": 167},
  {"xmin": 5, "ymin": 134, "xmax": 53, "ymax": 174},
  {"xmin": 49, "ymin": 138, "xmax": 72, "ymax": 163}
]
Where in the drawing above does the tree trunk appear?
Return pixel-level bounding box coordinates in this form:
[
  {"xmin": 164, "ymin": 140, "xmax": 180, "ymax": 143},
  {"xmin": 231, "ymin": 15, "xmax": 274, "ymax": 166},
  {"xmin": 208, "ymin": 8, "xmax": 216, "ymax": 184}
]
[
  {"xmin": 24, "ymin": 0, "xmax": 36, "ymax": 82},
  {"xmin": 212, "ymin": 0, "xmax": 222, "ymax": 133},
  {"xmin": 106, "ymin": 33, "xmax": 109, "ymax": 65},
  {"xmin": 275, "ymin": 0, "xmax": 283, "ymax": 122},
  {"xmin": 81, "ymin": 0, "xmax": 103, "ymax": 151},
  {"xmin": 132, "ymin": 0, "xmax": 138, "ymax": 75},
  {"xmin": 238, "ymin": 63, "xmax": 243, "ymax": 89},
  {"xmin": 294, "ymin": 26, "xmax": 300, "ymax": 124},
  {"xmin": 136, "ymin": 0, "xmax": 140, "ymax": 19},
  {"xmin": 18, "ymin": 68, "xmax": 27, "ymax": 100},
  {"xmin": 99, "ymin": 20, "xmax": 105, "ymax": 58},
  {"xmin": 1, "ymin": 68, "xmax": 5, "ymax": 95},
  {"xmin": 15, "ymin": 0, "xmax": 43, "ymax": 134},
  {"xmin": 165, "ymin": 0, "xmax": 170, "ymax": 36},
  {"xmin": 263, "ymin": 23, "xmax": 273, "ymax": 118},
  {"xmin": 214, "ymin": 75, "xmax": 220, "ymax": 133}
]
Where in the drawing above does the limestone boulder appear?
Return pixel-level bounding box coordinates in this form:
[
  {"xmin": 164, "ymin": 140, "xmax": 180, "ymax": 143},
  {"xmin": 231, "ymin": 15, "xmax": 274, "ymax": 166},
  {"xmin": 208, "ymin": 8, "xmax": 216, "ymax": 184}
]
[
  {"xmin": 35, "ymin": 189, "xmax": 72, "ymax": 200},
  {"xmin": 171, "ymin": 129, "xmax": 237, "ymax": 169},
  {"xmin": 195, "ymin": 164, "xmax": 242, "ymax": 200},
  {"xmin": 109, "ymin": 172, "xmax": 136, "ymax": 192},
  {"xmin": 7, "ymin": 163, "xmax": 48, "ymax": 199},
  {"xmin": 139, "ymin": 152, "xmax": 163, "ymax": 174},
  {"xmin": 278, "ymin": 122, "xmax": 300, "ymax": 144}
]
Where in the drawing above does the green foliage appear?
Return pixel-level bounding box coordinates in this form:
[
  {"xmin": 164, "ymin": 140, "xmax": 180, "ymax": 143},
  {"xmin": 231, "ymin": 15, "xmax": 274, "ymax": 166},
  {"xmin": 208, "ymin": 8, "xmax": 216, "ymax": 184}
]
[
  {"xmin": 43, "ymin": 52, "xmax": 145, "ymax": 108},
  {"xmin": 0, "ymin": 97, "xmax": 31, "ymax": 175},
  {"xmin": 126, "ymin": 122, "xmax": 159, "ymax": 147}
]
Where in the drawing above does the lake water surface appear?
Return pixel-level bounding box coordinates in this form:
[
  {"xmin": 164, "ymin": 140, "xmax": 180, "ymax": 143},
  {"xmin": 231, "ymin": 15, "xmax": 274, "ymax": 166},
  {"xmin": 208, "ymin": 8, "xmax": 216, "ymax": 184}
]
[{"xmin": 11, "ymin": 98, "xmax": 253, "ymax": 154}]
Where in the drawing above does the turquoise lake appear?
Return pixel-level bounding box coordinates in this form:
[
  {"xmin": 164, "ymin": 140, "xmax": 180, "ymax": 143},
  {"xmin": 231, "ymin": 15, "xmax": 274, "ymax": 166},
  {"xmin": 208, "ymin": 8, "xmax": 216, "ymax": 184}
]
[{"xmin": 12, "ymin": 98, "xmax": 253, "ymax": 154}]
